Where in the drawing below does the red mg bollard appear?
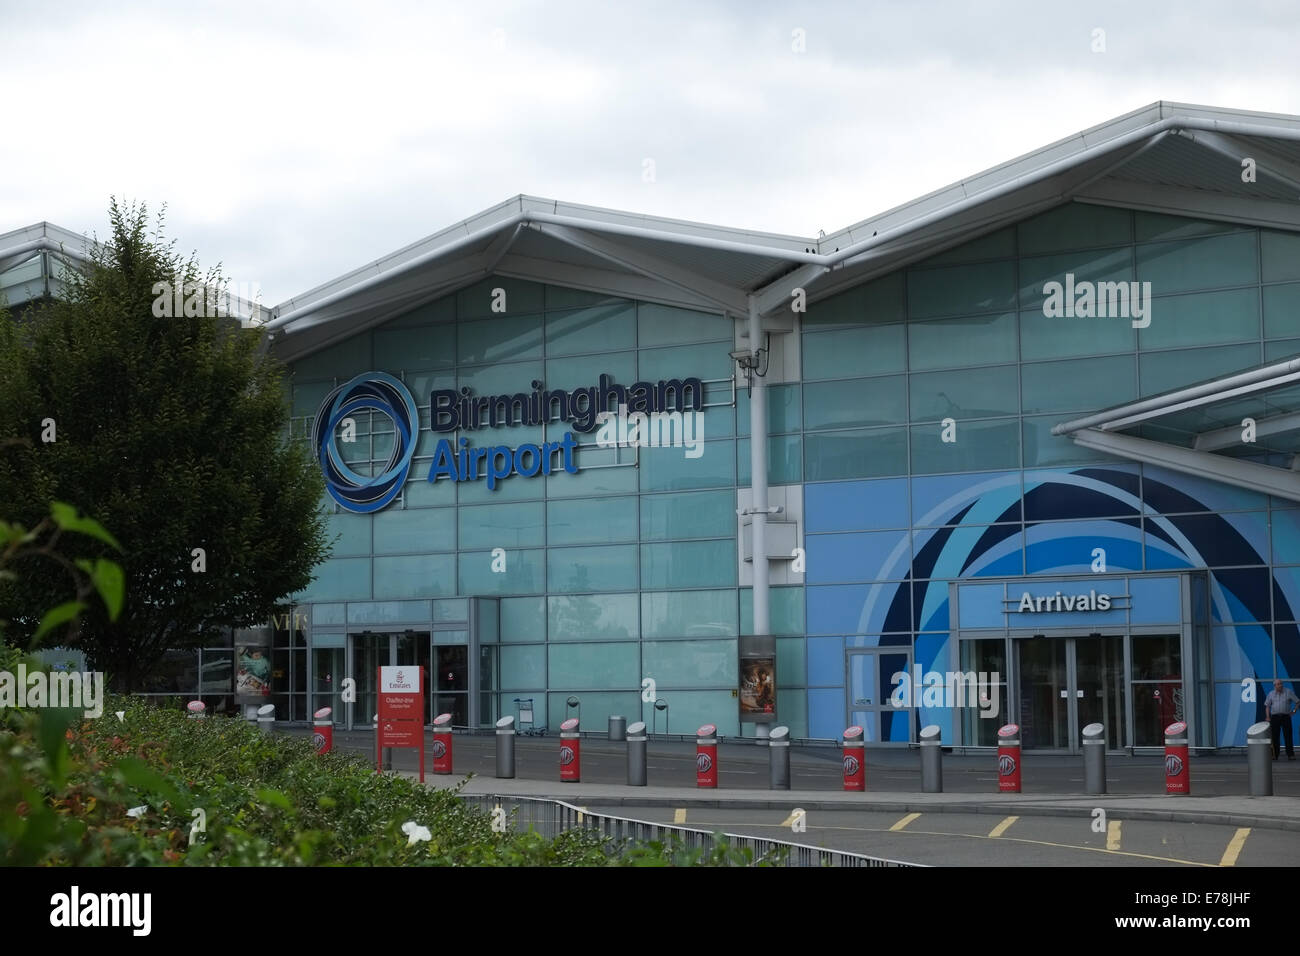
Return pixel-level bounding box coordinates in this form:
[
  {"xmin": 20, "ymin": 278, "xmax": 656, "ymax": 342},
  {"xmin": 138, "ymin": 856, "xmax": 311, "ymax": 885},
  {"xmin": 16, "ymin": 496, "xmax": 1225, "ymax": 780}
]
[
  {"xmin": 696, "ymin": 724, "xmax": 718, "ymax": 788},
  {"xmin": 312, "ymin": 707, "xmax": 333, "ymax": 755},
  {"xmin": 560, "ymin": 717, "xmax": 581, "ymax": 782},
  {"xmin": 1164, "ymin": 720, "xmax": 1190, "ymax": 795},
  {"xmin": 432, "ymin": 712, "xmax": 453, "ymax": 774},
  {"xmin": 842, "ymin": 725, "xmax": 866, "ymax": 791},
  {"xmin": 997, "ymin": 723, "xmax": 1021, "ymax": 793}
]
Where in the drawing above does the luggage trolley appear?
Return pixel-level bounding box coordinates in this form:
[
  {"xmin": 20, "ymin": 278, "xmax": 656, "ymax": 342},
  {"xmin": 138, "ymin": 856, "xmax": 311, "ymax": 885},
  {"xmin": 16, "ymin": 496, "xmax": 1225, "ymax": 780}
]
[{"xmin": 513, "ymin": 697, "xmax": 545, "ymax": 736}]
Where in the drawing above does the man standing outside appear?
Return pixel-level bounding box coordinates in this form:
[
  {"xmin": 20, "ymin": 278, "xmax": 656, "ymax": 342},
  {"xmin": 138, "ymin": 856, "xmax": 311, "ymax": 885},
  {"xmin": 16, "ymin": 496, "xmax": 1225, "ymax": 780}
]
[{"xmin": 1265, "ymin": 678, "xmax": 1300, "ymax": 760}]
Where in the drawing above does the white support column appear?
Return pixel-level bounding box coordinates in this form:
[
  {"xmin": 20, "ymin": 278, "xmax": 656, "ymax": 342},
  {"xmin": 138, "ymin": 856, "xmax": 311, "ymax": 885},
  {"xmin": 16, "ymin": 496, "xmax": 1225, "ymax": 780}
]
[{"xmin": 747, "ymin": 296, "xmax": 771, "ymax": 739}]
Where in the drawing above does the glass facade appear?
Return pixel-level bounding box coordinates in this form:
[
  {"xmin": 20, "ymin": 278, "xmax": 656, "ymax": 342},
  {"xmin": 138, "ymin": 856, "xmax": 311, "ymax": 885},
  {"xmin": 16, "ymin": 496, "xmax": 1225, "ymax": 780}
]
[{"xmin": 283, "ymin": 202, "xmax": 1300, "ymax": 747}]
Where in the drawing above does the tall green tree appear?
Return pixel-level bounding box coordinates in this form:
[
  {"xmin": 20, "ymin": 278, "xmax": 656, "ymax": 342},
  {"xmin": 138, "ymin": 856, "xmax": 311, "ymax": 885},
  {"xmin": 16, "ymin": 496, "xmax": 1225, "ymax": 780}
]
[{"xmin": 0, "ymin": 200, "xmax": 330, "ymax": 689}]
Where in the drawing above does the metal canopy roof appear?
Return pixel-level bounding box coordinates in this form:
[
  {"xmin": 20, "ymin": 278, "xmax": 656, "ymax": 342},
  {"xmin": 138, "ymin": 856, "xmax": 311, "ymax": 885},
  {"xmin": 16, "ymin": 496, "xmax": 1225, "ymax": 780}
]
[
  {"xmin": 1053, "ymin": 355, "xmax": 1300, "ymax": 503},
  {"xmin": 6, "ymin": 101, "xmax": 1300, "ymax": 366}
]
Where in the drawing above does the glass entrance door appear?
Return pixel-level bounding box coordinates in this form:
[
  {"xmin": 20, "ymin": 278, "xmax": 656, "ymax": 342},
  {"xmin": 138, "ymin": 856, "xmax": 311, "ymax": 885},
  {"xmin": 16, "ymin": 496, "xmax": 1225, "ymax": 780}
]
[
  {"xmin": 1015, "ymin": 636, "xmax": 1127, "ymax": 751},
  {"xmin": 846, "ymin": 647, "xmax": 914, "ymax": 743}
]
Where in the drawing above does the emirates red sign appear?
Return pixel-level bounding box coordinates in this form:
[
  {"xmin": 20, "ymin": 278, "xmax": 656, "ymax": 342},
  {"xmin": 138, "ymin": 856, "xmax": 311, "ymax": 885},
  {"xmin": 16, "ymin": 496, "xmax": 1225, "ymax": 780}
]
[{"xmin": 377, "ymin": 665, "xmax": 425, "ymax": 782}]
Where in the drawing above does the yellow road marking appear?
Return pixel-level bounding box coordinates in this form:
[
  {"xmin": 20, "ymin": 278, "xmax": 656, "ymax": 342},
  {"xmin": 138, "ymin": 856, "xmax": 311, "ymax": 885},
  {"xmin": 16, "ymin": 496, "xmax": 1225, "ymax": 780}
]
[
  {"xmin": 1219, "ymin": 828, "xmax": 1250, "ymax": 867},
  {"xmin": 779, "ymin": 811, "xmax": 798, "ymax": 827},
  {"xmin": 673, "ymin": 808, "xmax": 687, "ymax": 824},
  {"xmin": 988, "ymin": 816, "xmax": 1019, "ymax": 838},
  {"xmin": 677, "ymin": 820, "xmax": 1216, "ymax": 867},
  {"xmin": 890, "ymin": 812, "xmax": 922, "ymax": 831},
  {"xmin": 1107, "ymin": 820, "xmax": 1122, "ymax": 851}
]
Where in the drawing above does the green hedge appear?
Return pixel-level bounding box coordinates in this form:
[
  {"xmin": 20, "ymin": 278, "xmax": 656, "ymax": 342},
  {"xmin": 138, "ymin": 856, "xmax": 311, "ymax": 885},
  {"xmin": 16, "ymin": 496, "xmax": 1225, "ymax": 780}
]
[{"xmin": 0, "ymin": 666, "xmax": 767, "ymax": 866}]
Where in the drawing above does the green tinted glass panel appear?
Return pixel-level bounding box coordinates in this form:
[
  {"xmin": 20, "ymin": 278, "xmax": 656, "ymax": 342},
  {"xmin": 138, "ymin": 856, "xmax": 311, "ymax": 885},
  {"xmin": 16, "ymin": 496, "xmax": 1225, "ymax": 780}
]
[
  {"xmin": 548, "ymin": 545, "xmax": 638, "ymax": 592},
  {"xmin": 456, "ymin": 277, "xmax": 544, "ymax": 318},
  {"xmin": 642, "ymin": 639, "xmax": 736, "ymax": 687},
  {"xmin": 296, "ymin": 558, "xmax": 371, "ymax": 602},
  {"xmin": 547, "ymin": 496, "xmax": 637, "ymax": 545},
  {"xmin": 642, "ymin": 589, "xmax": 738, "ymax": 638},
  {"xmin": 291, "ymin": 337, "xmax": 371, "ymax": 381},
  {"xmin": 776, "ymin": 638, "xmax": 807, "ymax": 686},
  {"xmin": 500, "ymin": 596, "xmax": 546, "ymax": 642},
  {"xmin": 377, "ymin": 296, "xmax": 455, "ymax": 330},
  {"xmin": 641, "ymin": 539, "xmax": 737, "ymax": 589},
  {"xmin": 374, "ymin": 325, "xmax": 456, "ymax": 372},
  {"xmin": 548, "ymin": 642, "xmax": 639, "ymax": 689},
  {"xmin": 374, "ymin": 554, "xmax": 456, "ymax": 599},
  {"xmin": 1018, "ymin": 247, "xmax": 1133, "ymax": 309},
  {"xmin": 1138, "ymin": 288, "xmax": 1259, "ymax": 350},
  {"xmin": 1136, "ymin": 213, "xmax": 1248, "ymax": 243},
  {"xmin": 737, "ymin": 435, "xmax": 803, "ymax": 484},
  {"xmin": 1265, "ymin": 337, "xmax": 1300, "ymax": 362},
  {"xmin": 910, "ymin": 366, "xmax": 1019, "ymax": 420},
  {"xmin": 738, "ymin": 383, "xmax": 801, "ymax": 435},
  {"xmin": 457, "ymin": 549, "xmax": 545, "ymax": 595},
  {"xmin": 1139, "ymin": 344, "xmax": 1261, "ymax": 396},
  {"xmin": 1019, "ymin": 308, "xmax": 1136, "ymax": 360},
  {"xmin": 1022, "ymin": 415, "xmax": 1115, "ymax": 467},
  {"xmin": 805, "ymin": 273, "xmax": 905, "ymax": 328},
  {"xmin": 741, "ymin": 586, "xmax": 805, "ymax": 637},
  {"xmin": 544, "ymin": 352, "xmax": 636, "ymax": 391},
  {"xmin": 1022, "ymin": 355, "xmax": 1136, "ymax": 413},
  {"xmin": 457, "ymin": 361, "xmax": 543, "ymax": 397},
  {"xmin": 924, "ymin": 227, "xmax": 1016, "ymax": 265},
  {"xmin": 802, "ymin": 324, "xmax": 905, "ymax": 379},
  {"xmin": 500, "ymin": 644, "xmax": 545, "ymax": 688},
  {"xmin": 293, "ymin": 381, "xmax": 334, "ymax": 417},
  {"xmin": 638, "ymin": 303, "xmax": 727, "ymax": 346},
  {"xmin": 325, "ymin": 514, "xmax": 371, "ymax": 556},
  {"xmin": 546, "ymin": 285, "xmax": 626, "ymax": 310},
  {"xmin": 403, "ymin": 476, "xmax": 457, "ymax": 507},
  {"xmin": 1264, "ymin": 283, "xmax": 1300, "ymax": 340},
  {"xmin": 456, "ymin": 314, "xmax": 543, "ymax": 365},
  {"xmin": 548, "ymin": 593, "xmax": 639, "ymax": 640},
  {"xmin": 803, "ymin": 376, "xmax": 906, "ymax": 429},
  {"xmin": 545, "ymin": 462, "xmax": 639, "ymax": 497},
  {"xmin": 458, "ymin": 501, "xmax": 544, "ymax": 550},
  {"xmin": 1136, "ymin": 232, "xmax": 1258, "ymax": 294},
  {"xmin": 1263, "ymin": 231, "xmax": 1300, "ymax": 283},
  {"xmin": 373, "ymin": 508, "xmax": 453, "ymax": 554},
  {"xmin": 1018, "ymin": 203, "xmax": 1131, "ymax": 254},
  {"xmin": 908, "ymin": 312, "xmax": 1017, "ymax": 370},
  {"xmin": 638, "ymin": 342, "xmax": 731, "ymax": 380},
  {"xmin": 641, "ymin": 489, "xmax": 735, "ymax": 540},
  {"xmin": 804, "ymin": 427, "xmax": 907, "ymax": 480},
  {"xmin": 910, "ymin": 418, "xmax": 1020, "ymax": 474},
  {"xmin": 545, "ymin": 302, "xmax": 636, "ymax": 355},
  {"xmin": 907, "ymin": 260, "xmax": 1016, "ymax": 319},
  {"xmin": 639, "ymin": 440, "xmax": 735, "ymax": 491}
]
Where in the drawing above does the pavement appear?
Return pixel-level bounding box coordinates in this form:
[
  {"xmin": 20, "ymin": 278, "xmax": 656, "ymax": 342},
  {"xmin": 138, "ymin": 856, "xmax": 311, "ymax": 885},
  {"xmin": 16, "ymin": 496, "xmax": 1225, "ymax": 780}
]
[{"xmin": 297, "ymin": 726, "xmax": 1300, "ymax": 832}]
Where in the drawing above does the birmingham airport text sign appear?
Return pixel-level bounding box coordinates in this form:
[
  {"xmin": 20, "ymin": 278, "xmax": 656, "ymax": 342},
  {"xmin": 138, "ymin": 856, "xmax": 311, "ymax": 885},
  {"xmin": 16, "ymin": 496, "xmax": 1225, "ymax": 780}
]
[{"xmin": 315, "ymin": 371, "xmax": 704, "ymax": 512}]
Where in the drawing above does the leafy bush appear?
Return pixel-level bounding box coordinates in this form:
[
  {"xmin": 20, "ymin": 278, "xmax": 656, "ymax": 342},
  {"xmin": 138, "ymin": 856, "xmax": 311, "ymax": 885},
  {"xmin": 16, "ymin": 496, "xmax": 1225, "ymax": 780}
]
[{"xmin": 0, "ymin": 695, "xmax": 765, "ymax": 866}]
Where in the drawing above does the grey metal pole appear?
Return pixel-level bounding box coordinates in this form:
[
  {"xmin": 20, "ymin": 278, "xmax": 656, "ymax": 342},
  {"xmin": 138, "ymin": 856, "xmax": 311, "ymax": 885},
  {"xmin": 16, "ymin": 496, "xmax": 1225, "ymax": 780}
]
[
  {"xmin": 768, "ymin": 725, "xmax": 791, "ymax": 789},
  {"xmin": 256, "ymin": 703, "xmax": 275, "ymax": 735},
  {"xmin": 919, "ymin": 724, "xmax": 943, "ymax": 793},
  {"xmin": 1082, "ymin": 722, "xmax": 1106, "ymax": 795},
  {"xmin": 1247, "ymin": 720, "xmax": 1273, "ymax": 796},
  {"xmin": 608, "ymin": 715, "xmax": 626, "ymax": 742},
  {"xmin": 747, "ymin": 295, "xmax": 771, "ymax": 742},
  {"xmin": 495, "ymin": 715, "xmax": 516, "ymax": 779},
  {"xmin": 627, "ymin": 720, "xmax": 647, "ymax": 786}
]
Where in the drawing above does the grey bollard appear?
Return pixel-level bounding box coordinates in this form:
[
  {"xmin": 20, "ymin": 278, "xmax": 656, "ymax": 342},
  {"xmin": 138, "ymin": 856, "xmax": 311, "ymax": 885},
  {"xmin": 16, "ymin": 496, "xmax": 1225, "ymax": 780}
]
[
  {"xmin": 627, "ymin": 720, "xmax": 647, "ymax": 786},
  {"xmin": 920, "ymin": 724, "xmax": 943, "ymax": 793},
  {"xmin": 1248, "ymin": 720, "xmax": 1273, "ymax": 796},
  {"xmin": 373, "ymin": 713, "xmax": 392, "ymax": 771},
  {"xmin": 256, "ymin": 703, "xmax": 275, "ymax": 735},
  {"xmin": 769, "ymin": 725, "xmax": 791, "ymax": 790},
  {"xmin": 1082, "ymin": 722, "xmax": 1106, "ymax": 794},
  {"xmin": 496, "ymin": 715, "xmax": 516, "ymax": 779},
  {"xmin": 608, "ymin": 715, "xmax": 627, "ymax": 742}
]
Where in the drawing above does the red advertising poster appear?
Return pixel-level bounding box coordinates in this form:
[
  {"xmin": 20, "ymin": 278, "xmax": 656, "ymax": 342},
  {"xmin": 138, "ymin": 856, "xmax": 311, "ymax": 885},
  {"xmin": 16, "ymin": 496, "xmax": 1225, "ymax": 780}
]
[{"xmin": 377, "ymin": 665, "xmax": 425, "ymax": 782}]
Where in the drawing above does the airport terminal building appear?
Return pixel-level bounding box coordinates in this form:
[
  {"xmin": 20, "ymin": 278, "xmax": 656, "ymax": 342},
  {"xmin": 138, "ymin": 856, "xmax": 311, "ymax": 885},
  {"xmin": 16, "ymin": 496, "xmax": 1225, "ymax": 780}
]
[{"xmin": 8, "ymin": 101, "xmax": 1300, "ymax": 751}]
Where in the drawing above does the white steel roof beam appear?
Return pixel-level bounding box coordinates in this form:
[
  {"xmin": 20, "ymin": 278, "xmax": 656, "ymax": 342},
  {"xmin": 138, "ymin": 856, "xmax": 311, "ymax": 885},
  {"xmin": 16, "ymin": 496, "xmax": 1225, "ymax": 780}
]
[
  {"xmin": 528, "ymin": 221, "xmax": 749, "ymax": 316},
  {"xmin": 1175, "ymin": 128, "xmax": 1300, "ymax": 192},
  {"xmin": 1071, "ymin": 428, "xmax": 1300, "ymax": 503}
]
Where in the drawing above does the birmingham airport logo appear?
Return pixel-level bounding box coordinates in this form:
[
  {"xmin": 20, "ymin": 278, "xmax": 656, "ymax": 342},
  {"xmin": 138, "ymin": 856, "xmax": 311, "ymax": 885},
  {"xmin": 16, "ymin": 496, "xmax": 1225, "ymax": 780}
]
[
  {"xmin": 890, "ymin": 668, "xmax": 1001, "ymax": 718},
  {"xmin": 313, "ymin": 373, "xmax": 420, "ymax": 513}
]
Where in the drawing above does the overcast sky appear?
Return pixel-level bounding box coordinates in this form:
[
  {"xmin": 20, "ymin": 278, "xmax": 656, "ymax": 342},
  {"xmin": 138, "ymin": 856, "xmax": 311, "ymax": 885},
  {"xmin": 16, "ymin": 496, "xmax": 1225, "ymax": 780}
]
[{"xmin": 3, "ymin": 0, "xmax": 1298, "ymax": 304}]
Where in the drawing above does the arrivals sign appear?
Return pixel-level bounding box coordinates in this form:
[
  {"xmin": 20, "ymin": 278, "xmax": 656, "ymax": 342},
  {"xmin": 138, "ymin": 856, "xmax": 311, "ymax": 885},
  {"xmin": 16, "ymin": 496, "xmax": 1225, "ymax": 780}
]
[
  {"xmin": 377, "ymin": 665, "xmax": 425, "ymax": 782},
  {"xmin": 1014, "ymin": 590, "xmax": 1113, "ymax": 612},
  {"xmin": 315, "ymin": 371, "xmax": 704, "ymax": 512}
]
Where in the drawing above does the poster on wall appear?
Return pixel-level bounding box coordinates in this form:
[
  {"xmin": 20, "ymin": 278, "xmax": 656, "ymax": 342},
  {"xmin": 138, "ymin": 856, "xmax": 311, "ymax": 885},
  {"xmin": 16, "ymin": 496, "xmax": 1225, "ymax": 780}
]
[
  {"xmin": 236, "ymin": 644, "xmax": 272, "ymax": 697},
  {"xmin": 738, "ymin": 634, "xmax": 777, "ymax": 723}
]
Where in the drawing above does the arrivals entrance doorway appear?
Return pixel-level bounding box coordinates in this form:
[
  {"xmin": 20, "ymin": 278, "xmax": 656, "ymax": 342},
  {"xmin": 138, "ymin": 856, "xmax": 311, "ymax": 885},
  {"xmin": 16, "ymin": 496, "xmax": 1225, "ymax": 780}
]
[{"xmin": 1014, "ymin": 636, "xmax": 1126, "ymax": 752}]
